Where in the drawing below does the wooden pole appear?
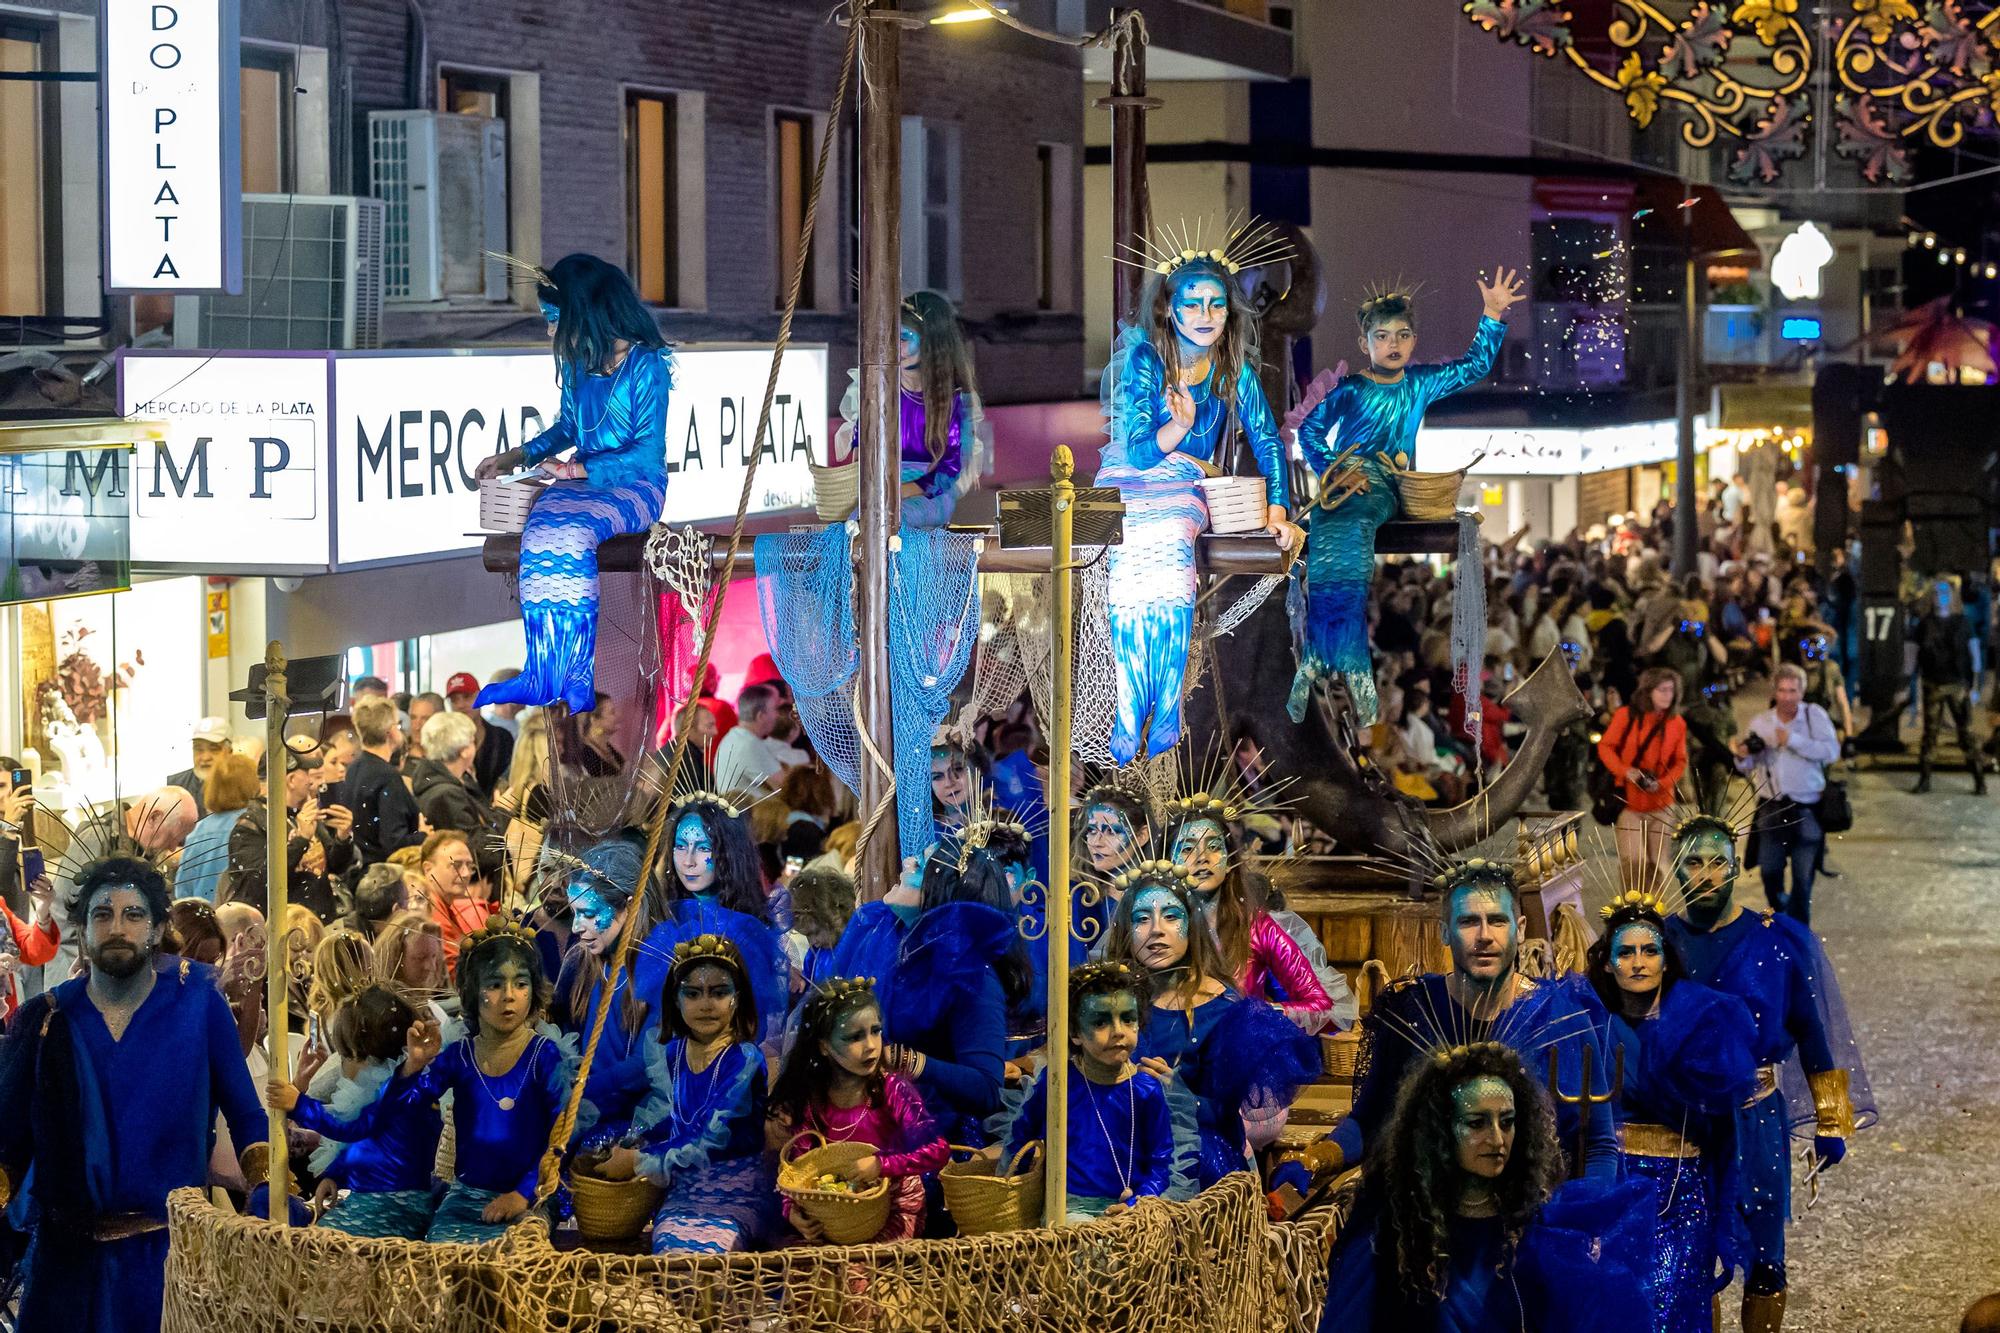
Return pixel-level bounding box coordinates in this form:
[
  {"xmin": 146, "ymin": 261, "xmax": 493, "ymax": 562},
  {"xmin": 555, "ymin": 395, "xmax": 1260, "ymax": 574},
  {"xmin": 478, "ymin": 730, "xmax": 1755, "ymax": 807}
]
[
  {"xmin": 856, "ymin": 0, "xmax": 907, "ymax": 898},
  {"xmin": 1673, "ymin": 208, "xmax": 1700, "ymax": 579},
  {"xmin": 1096, "ymin": 10, "xmax": 1160, "ymax": 331},
  {"xmin": 1043, "ymin": 447, "xmax": 1076, "ymax": 1227},
  {"xmin": 261, "ymin": 641, "xmax": 290, "ymax": 1222}
]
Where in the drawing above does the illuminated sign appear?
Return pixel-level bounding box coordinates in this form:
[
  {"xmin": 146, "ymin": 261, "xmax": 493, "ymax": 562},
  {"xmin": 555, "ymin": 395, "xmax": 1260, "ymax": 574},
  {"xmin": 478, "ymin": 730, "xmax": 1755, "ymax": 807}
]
[
  {"xmin": 1781, "ymin": 316, "xmax": 1823, "ymax": 340},
  {"xmin": 1419, "ymin": 420, "xmax": 1687, "ymax": 478},
  {"xmin": 1772, "ymin": 221, "xmax": 1833, "ymax": 301},
  {"xmin": 100, "ymin": 0, "xmax": 243, "ymax": 293}
]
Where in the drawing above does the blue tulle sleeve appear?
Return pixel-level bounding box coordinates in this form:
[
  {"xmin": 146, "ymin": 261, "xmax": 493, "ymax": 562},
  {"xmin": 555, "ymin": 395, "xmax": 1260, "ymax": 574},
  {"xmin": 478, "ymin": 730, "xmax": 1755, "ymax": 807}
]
[
  {"xmin": 1645, "ymin": 981, "xmax": 1759, "ymax": 1120},
  {"xmin": 1201, "ymin": 996, "xmax": 1322, "ymax": 1128},
  {"xmin": 1768, "ymin": 914, "xmax": 1877, "ymax": 1136},
  {"xmin": 1518, "ymin": 1177, "xmax": 1655, "ymax": 1333},
  {"xmin": 1098, "ymin": 327, "xmax": 1169, "ymax": 473},
  {"xmin": 828, "ymin": 900, "xmax": 908, "ymax": 988}
]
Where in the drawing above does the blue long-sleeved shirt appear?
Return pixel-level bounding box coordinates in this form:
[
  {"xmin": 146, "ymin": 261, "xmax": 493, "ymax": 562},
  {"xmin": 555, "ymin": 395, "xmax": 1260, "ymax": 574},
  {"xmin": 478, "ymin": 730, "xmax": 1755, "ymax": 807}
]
[
  {"xmin": 293, "ymin": 1069, "xmax": 444, "ymax": 1194},
  {"xmin": 522, "ymin": 345, "xmax": 671, "ymax": 492},
  {"xmin": 1007, "ymin": 1064, "xmax": 1174, "ymax": 1203},
  {"xmin": 1294, "ymin": 315, "xmax": 1506, "ymax": 473},
  {"xmin": 390, "ymin": 1033, "xmax": 571, "ymax": 1201},
  {"xmin": 1099, "ymin": 340, "xmax": 1291, "ymax": 510},
  {"xmin": 629, "ymin": 1038, "xmax": 767, "ymax": 1182}
]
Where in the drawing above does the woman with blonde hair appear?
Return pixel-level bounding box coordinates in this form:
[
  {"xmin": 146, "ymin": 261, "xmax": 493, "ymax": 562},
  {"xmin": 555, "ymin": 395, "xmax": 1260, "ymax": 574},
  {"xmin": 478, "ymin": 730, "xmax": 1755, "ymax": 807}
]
[
  {"xmin": 495, "ymin": 711, "xmax": 552, "ymax": 902},
  {"xmin": 177, "ymin": 752, "xmax": 261, "ymax": 902},
  {"xmin": 307, "ymin": 930, "xmax": 378, "ymax": 1029}
]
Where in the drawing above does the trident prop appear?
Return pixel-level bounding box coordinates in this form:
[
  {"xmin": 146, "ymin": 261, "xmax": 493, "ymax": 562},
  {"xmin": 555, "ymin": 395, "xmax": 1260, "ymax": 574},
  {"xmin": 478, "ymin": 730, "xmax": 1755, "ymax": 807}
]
[{"xmin": 1546, "ymin": 1043, "xmax": 1624, "ymax": 1180}]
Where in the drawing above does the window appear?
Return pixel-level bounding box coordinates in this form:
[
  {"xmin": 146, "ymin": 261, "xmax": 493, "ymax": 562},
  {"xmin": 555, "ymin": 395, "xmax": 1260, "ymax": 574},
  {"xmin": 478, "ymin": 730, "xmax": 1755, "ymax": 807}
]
[
  {"xmin": 438, "ymin": 68, "xmax": 508, "ymax": 121},
  {"xmin": 625, "ymin": 91, "xmax": 680, "ymax": 306},
  {"xmin": 901, "ymin": 117, "xmax": 961, "ymax": 295},
  {"xmin": 0, "ymin": 22, "xmax": 54, "ymax": 315},
  {"xmin": 240, "ymin": 46, "xmax": 294, "ymax": 194},
  {"xmin": 773, "ymin": 110, "xmax": 816, "ymax": 306}
]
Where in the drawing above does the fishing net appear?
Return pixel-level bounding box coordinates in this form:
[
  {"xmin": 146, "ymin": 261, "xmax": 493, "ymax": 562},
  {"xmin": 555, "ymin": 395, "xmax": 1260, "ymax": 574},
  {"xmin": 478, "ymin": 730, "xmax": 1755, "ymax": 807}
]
[
  {"xmin": 1073, "ymin": 552, "xmax": 1118, "ymax": 767},
  {"xmin": 162, "ymin": 1175, "xmax": 1332, "ymax": 1333},
  {"xmin": 890, "ymin": 527, "xmax": 983, "ymax": 859},
  {"xmin": 646, "ymin": 525, "xmax": 716, "ymax": 750},
  {"xmin": 756, "ymin": 524, "xmax": 862, "ymax": 799},
  {"xmin": 977, "ymin": 557, "xmax": 1116, "ymax": 769},
  {"xmin": 543, "ymin": 567, "xmax": 663, "ymax": 838},
  {"xmin": 953, "ymin": 575, "xmax": 1041, "ymax": 738},
  {"xmin": 1449, "ymin": 512, "xmax": 1486, "ymax": 738}
]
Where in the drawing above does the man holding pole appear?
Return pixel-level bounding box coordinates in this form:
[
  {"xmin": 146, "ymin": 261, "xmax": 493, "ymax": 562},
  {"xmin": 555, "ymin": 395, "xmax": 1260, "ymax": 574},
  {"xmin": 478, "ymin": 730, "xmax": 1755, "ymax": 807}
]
[{"xmin": 0, "ymin": 855, "xmax": 268, "ymax": 1333}]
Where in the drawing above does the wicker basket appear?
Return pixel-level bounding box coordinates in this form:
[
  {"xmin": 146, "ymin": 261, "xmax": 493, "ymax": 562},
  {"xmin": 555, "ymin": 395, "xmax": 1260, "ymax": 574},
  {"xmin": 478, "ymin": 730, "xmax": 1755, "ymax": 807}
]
[
  {"xmin": 1196, "ymin": 474, "xmax": 1269, "ymax": 534},
  {"xmin": 569, "ymin": 1167, "xmax": 663, "ymax": 1242},
  {"xmin": 810, "ymin": 462, "xmax": 859, "ymax": 523},
  {"xmin": 1389, "ymin": 453, "xmax": 1482, "ymax": 521},
  {"xmin": 478, "ymin": 474, "xmax": 549, "ymax": 533},
  {"xmin": 940, "ymin": 1141, "xmax": 1043, "ymax": 1236},
  {"xmin": 1321, "ymin": 1029, "xmax": 1361, "ymax": 1082},
  {"xmin": 777, "ymin": 1132, "xmax": 894, "ymax": 1245}
]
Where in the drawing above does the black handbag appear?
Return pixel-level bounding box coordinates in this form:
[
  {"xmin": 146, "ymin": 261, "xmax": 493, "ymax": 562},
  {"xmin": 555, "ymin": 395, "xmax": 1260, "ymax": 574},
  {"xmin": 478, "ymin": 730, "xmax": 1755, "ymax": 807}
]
[
  {"xmin": 1808, "ymin": 706, "xmax": 1854, "ymax": 834},
  {"xmin": 1588, "ymin": 710, "xmax": 1664, "ymax": 827}
]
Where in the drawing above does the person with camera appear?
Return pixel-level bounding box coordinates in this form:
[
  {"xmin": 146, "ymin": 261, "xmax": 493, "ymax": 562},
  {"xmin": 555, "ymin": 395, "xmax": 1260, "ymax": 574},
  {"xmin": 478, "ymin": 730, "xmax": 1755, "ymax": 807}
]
[
  {"xmin": 1733, "ymin": 663, "xmax": 1843, "ymax": 926},
  {"xmin": 1595, "ymin": 667, "xmax": 1689, "ymax": 892}
]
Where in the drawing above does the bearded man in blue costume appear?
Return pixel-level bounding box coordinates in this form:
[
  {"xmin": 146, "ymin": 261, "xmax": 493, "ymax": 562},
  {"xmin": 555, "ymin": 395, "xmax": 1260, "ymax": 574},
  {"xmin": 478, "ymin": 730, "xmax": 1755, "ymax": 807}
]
[
  {"xmin": 1662, "ymin": 814, "xmax": 1873, "ymax": 1333},
  {"xmin": 1098, "ymin": 227, "xmax": 1297, "ymax": 764},
  {"xmin": 474, "ymin": 253, "xmax": 672, "ymax": 715},
  {"xmin": 1273, "ymin": 858, "xmax": 1619, "ymax": 1214},
  {"xmin": 1287, "ymin": 272, "xmax": 1522, "ymax": 724},
  {"xmin": 0, "ymin": 856, "xmax": 268, "ymax": 1333}
]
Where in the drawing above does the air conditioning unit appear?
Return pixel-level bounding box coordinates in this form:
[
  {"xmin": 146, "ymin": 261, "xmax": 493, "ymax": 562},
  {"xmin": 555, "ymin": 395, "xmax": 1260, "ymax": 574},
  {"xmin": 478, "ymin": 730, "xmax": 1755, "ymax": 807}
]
[
  {"xmin": 368, "ymin": 110, "xmax": 509, "ymax": 303},
  {"xmin": 173, "ymin": 194, "xmax": 386, "ymax": 350}
]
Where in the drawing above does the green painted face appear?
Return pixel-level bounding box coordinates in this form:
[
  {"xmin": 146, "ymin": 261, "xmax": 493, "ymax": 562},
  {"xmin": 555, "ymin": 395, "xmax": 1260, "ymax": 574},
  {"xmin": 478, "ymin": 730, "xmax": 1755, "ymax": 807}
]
[
  {"xmin": 1442, "ymin": 883, "xmax": 1519, "ymax": 985},
  {"xmin": 1073, "ymin": 990, "xmax": 1142, "ymax": 1076},
  {"xmin": 1673, "ymin": 828, "xmax": 1738, "ymax": 917},
  {"xmin": 1452, "ymin": 1075, "xmax": 1515, "ymax": 1181}
]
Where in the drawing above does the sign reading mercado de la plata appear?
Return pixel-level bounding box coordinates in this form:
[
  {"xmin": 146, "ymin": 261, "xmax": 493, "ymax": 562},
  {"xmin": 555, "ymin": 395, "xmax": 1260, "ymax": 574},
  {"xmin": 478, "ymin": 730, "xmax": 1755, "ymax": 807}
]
[{"xmin": 113, "ymin": 346, "xmax": 830, "ymax": 573}]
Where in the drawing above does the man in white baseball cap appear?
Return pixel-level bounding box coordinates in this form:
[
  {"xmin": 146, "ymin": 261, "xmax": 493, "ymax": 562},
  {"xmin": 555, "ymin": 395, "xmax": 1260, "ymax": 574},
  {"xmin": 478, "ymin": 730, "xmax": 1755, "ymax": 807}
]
[{"xmin": 166, "ymin": 717, "xmax": 230, "ymax": 819}]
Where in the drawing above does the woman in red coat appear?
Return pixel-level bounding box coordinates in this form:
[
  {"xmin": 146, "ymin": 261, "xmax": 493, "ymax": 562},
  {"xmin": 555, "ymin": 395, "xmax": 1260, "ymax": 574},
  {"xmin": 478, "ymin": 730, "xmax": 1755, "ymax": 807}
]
[{"xmin": 1596, "ymin": 667, "xmax": 1688, "ymax": 891}]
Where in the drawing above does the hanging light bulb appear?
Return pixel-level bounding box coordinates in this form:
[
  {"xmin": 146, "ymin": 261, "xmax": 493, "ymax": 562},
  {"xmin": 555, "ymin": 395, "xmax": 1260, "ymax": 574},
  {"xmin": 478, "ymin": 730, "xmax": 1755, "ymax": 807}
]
[
  {"xmin": 1956, "ymin": 249, "xmax": 1969, "ymax": 264},
  {"xmin": 1924, "ymin": 234, "xmax": 1938, "ymax": 248}
]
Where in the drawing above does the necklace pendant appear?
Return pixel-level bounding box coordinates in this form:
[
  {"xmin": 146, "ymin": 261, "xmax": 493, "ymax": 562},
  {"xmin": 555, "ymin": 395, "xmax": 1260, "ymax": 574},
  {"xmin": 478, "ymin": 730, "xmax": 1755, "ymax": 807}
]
[{"xmin": 497, "ymin": 1096, "xmax": 516, "ymax": 1110}]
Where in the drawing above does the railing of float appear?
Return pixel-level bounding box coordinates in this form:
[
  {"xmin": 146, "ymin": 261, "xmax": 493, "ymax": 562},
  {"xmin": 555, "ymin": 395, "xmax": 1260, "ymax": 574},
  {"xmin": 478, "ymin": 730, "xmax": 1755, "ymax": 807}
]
[{"xmin": 161, "ymin": 1176, "xmax": 1334, "ymax": 1333}]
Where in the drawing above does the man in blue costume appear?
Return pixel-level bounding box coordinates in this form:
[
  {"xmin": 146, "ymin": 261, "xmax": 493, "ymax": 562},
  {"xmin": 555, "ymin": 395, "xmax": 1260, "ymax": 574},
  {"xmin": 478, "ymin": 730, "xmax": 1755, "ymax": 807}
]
[
  {"xmin": 1272, "ymin": 858, "xmax": 1618, "ymax": 1214},
  {"xmin": 0, "ymin": 856, "xmax": 268, "ymax": 1333},
  {"xmin": 1663, "ymin": 814, "xmax": 1870, "ymax": 1333}
]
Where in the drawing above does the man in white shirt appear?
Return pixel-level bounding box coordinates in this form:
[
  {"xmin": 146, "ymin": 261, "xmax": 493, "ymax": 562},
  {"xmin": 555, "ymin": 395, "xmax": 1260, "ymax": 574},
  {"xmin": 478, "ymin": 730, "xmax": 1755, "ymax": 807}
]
[
  {"xmin": 711, "ymin": 682, "xmax": 806, "ymax": 797},
  {"xmin": 1731, "ymin": 663, "xmax": 1842, "ymax": 926}
]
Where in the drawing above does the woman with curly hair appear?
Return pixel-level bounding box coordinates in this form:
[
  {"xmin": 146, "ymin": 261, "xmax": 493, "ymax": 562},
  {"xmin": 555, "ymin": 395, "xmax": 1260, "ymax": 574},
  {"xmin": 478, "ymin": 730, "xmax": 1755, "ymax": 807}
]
[{"xmin": 1320, "ymin": 1042, "xmax": 1648, "ymax": 1332}]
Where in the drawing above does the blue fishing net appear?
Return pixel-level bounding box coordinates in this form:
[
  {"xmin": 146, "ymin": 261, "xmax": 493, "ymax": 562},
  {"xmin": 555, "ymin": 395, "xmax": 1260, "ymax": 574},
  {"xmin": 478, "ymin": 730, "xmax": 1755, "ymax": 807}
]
[
  {"xmin": 890, "ymin": 526, "xmax": 984, "ymax": 860},
  {"xmin": 756, "ymin": 524, "xmax": 861, "ymax": 797}
]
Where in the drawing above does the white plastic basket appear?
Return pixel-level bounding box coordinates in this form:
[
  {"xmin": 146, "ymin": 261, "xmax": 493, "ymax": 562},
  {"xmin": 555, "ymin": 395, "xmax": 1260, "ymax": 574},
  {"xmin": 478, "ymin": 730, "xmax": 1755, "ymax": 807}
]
[
  {"xmin": 811, "ymin": 462, "xmax": 859, "ymax": 523},
  {"xmin": 479, "ymin": 475, "xmax": 550, "ymax": 533},
  {"xmin": 1197, "ymin": 474, "xmax": 1269, "ymax": 534}
]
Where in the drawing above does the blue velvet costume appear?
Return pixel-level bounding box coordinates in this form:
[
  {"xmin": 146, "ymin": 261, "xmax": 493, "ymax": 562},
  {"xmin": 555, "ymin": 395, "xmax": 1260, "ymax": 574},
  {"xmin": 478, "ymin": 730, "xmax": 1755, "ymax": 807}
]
[
  {"xmin": 1097, "ymin": 330, "xmax": 1290, "ymax": 763},
  {"xmin": 477, "ymin": 345, "xmax": 671, "ymax": 714},
  {"xmin": 630, "ymin": 1038, "xmax": 773, "ymax": 1253},
  {"xmin": 294, "ymin": 1062, "xmax": 446, "ymax": 1240},
  {"xmin": 1006, "ymin": 1065, "xmax": 1174, "ymax": 1220},
  {"xmin": 1332, "ymin": 973, "xmax": 1620, "ymax": 1181},
  {"xmin": 831, "ymin": 900, "xmax": 1011, "ymax": 1148},
  {"xmin": 1321, "ymin": 1177, "xmax": 1653, "ymax": 1333},
  {"xmin": 551, "ymin": 951, "xmax": 653, "ymax": 1147},
  {"xmin": 1665, "ymin": 909, "xmax": 1874, "ymax": 1283},
  {"xmin": 1607, "ymin": 980, "xmax": 1757, "ymax": 1332},
  {"xmin": 1290, "ymin": 316, "xmax": 1504, "ymax": 723},
  {"xmin": 1139, "ymin": 988, "xmax": 1320, "ymax": 1188},
  {"xmin": 388, "ymin": 1030, "xmax": 575, "ymax": 1243},
  {"xmin": 0, "ymin": 957, "xmax": 267, "ymax": 1333}
]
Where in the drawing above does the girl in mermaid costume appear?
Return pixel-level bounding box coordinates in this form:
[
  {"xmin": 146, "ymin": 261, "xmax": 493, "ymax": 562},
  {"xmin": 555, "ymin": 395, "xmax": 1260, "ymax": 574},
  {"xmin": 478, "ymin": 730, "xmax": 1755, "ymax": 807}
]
[
  {"xmin": 1098, "ymin": 233, "xmax": 1296, "ymax": 765},
  {"xmin": 474, "ymin": 254, "xmax": 672, "ymax": 715},
  {"xmin": 833, "ymin": 289, "xmax": 986, "ymax": 529},
  {"xmin": 1286, "ymin": 270, "xmax": 1523, "ymax": 725}
]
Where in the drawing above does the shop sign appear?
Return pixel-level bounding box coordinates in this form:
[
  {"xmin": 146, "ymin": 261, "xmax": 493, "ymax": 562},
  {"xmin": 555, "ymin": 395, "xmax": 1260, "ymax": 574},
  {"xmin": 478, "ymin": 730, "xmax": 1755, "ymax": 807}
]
[
  {"xmin": 0, "ymin": 448, "xmax": 132, "ymax": 606},
  {"xmin": 120, "ymin": 353, "xmax": 331, "ymax": 570},
  {"xmin": 1421, "ymin": 420, "xmax": 1682, "ymax": 478},
  {"xmin": 100, "ymin": 0, "xmax": 242, "ymax": 293},
  {"xmin": 330, "ymin": 346, "xmax": 827, "ymax": 568}
]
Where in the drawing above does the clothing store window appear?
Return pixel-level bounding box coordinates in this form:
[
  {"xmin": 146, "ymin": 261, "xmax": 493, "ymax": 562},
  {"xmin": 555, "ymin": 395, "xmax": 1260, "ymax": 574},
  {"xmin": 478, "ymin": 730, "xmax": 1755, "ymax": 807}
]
[
  {"xmin": 0, "ymin": 22, "xmax": 54, "ymax": 315},
  {"xmin": 625, "ymin": 91, "xmax": 680, "ymax": 307},
  {"xmin": 240, "ymin": 46, "xmax": 295, "ymax": 195},
  {"xmin": 773, "ymin": 110, "xmax": 818, "ymax": 310}
]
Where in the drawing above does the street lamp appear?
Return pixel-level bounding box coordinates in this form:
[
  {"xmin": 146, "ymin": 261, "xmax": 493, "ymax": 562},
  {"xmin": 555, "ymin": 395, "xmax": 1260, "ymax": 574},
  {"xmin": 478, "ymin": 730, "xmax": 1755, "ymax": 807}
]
[{"xmin": 1672, "ymin": 196, "xmax": 1758, "ymax": 578}]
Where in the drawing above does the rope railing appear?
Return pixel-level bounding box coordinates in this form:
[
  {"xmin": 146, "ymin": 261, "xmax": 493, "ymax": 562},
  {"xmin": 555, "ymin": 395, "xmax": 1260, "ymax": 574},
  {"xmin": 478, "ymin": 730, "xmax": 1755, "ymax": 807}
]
[{"xmin": 534, "ymin": 0, "xmax": 863, "ymax": 1204}]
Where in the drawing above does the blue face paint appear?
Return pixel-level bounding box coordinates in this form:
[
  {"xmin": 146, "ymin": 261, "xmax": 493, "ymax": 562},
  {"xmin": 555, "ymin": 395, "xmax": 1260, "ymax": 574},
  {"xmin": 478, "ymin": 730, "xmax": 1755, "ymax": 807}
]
[
  {"xmin": 673, "ymin": 814, "xmax": 717, "ymax": 895},
  {"xmin": 539, "ymin": 300, "xmax": 560, "ymax": 325},
  {"xmin": 1170, "ymin": 276, "xmax": 1229, "ymax": 351},
  {"xmin": 567, "ymin": 885, "xmax": 618, "ymax": 933}
]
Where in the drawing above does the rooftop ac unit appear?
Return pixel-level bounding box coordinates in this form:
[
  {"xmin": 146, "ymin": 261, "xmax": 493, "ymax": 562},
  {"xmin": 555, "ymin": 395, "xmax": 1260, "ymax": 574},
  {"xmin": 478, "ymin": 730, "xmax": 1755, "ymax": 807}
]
[
  {"xmin": 369, "ymin": 110, "xmax": 509, "ymax": 303},
  {"xmin": 172, "ymin": 194, "xmax": 386, "ymax": 350}
]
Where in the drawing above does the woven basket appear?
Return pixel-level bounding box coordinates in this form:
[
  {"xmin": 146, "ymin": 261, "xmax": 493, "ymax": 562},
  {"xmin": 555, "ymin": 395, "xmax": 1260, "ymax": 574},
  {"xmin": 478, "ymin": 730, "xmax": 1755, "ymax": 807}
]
[
  {"xmin": 478, "ymin": 475, "xmax": 549, "ymax": 533},
  {"xmin": 777, "ymin": 1132, "xmax": 894, "ymax": 1245},
  {"xmin": 569, "ymin": 1167, "xmax": 663, "ymax": 1242},
  {"xmin": 940, "ymin": 1141, "xmax": 1043, "ymax": 1236},
  {"xmin": 1197, "ymin": 475, "xmax": 1268, "ymax": 534},
  {"xmin": 1389, "ymin": 455, "xmax": 1481, "ymax": 521},
  {"xmin": 1321, "ymin": 1029, "xmax": 1361, "ymax": 1082},
  {"xmin": 811, "ymin": 462, "xmax": 859, "ymax": 523}
]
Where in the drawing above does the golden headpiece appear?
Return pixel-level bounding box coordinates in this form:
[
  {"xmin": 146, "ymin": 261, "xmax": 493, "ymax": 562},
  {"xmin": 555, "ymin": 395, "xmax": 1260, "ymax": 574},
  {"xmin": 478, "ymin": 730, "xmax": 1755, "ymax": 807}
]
[
  {"xmin": 1111, "ymin": 213, "xmax": 1298, "ymax": 280},
  {"xmin": 801, "ymin": 975, "xmax": 879, "ymax": 1025},
  {"xmin": 460, "ymin": 914, "xmax": 537, "ymax": 956},
  {"xmin": 1357, "ymin": 279, "xmax": 1427, "ymax": 328},
  {"xmin": 1071, "ymin": 959, "xmax": 1142, "ymax": 993},
  {"xmin": 955, "ymin": 816, "xmax": 1033, "ymax": 873},
  {"xmin": 1432, "ymin": 1039, "xmax": 1511, "ymax": 1067},
  {"xmin": 1107, "ymin": 858, "xmax": 1199, "ymax": 902},
  {"xmin": 672, "ymin": 790, "xmax": 745, "ymax": 822},
  {"xmin": 1600, "ymin": 887, "xmax": 1671, "ymax": 921},
  {"xmin": 669, "ymin": 932, "xmax": 745, "ymax": 972},
  {"xmin": 1670, "ymin": 811, "xmax": 1743, "ymax": 844},
  {"xmin": 1428, "ymin": 855, "xmax": 1517, "ymax": 892},
  {"xmin": 1163, "ymin": 791, "xmax": 1243, "ymax": 825}
]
